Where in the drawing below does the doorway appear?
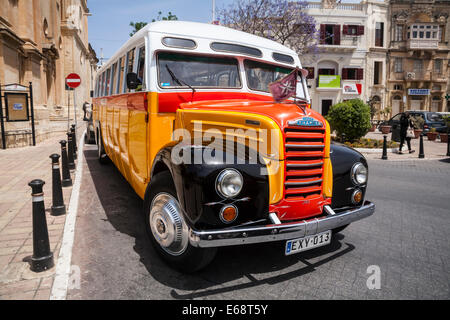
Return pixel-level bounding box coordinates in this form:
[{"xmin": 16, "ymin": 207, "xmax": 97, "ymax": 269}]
[{"xmin": 321, "ymin": 99, "xmax": 333, "ymax": 116}]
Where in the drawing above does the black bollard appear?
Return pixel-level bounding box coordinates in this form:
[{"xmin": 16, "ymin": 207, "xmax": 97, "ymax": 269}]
[
  {"xmin": 67, "ymin": 132, "xmax": 75, "ymax": 170},
  {"xmin": 60, "ymin": 140, "xmax": 72, "ymax": 187},
  {"xmin": 71, "ymin": 124, "xmax": 77, "ymax": 159},
  {"xmin": 28, "ymin": 179, "xmax": 54, "ymax": 272},
  {"xmin": 381, "ymin": 135, "xmax": 388, "ymax": 160},
  {"xmin": 50, "ymin": 154, "xmax": 66, "ymax": 216},
  {"xmin": 419, "ymin": 134, "xmax": 425, "ymax": 159},
  {"xmin": 70, "ymin": 131, "xmax": 77, "ymax": 161},
  {"xmin": 447, "ymin": 134, "xmax": 450, "ymax": 157}
]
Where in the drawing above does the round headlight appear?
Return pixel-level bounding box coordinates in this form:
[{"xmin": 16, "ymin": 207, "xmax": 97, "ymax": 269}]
[
  {"xmin": 216, "ymin": 169, "xmax": 243, "ymax": 198},
  {"xmin": 352, "ymin": 163, "xmax": 368, "ymax": 185}
]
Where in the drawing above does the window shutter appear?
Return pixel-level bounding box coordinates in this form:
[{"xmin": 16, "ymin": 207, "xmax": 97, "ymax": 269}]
[
  {"xmin": 307, "ymin": 67, "xmax": 314, "ymax": 79},
  {"xmin": 320, "ymin": 24, "xmax": 326, "ymax": 44},
  {"xmin": 357, "ymin": 25, "xmax": 364, "ymax": 36},
  {"xmin": 333, "ymin": 25, "xmax": 341, "ymax": 45},
  {"xmin": 357, "ymin": 68, "xmax": 364, "ymax": 80},
  {"xmin": 343, "ymin": 25, "xmax": 348, "ymax": 35},
  {"xmin": 342, "ymin": 68, "xmax": 348, "ymax": 80}
]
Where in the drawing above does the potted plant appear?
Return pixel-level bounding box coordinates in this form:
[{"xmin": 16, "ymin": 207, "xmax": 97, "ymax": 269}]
[
  {"xmin": 427, "ymin": 127, "xmax": 438, "ymax": 141},
  {"xmin": 441, "ymin": 116, "xmax": 450, "ymax": 143},
  {"xmin": 378, "ymin": 107, "xmax": 391, "ymax": 134},
  {"xmin": 368, "ymin": 102, "xmax": 377, "ymax": 132},
  {"xmin": 412, "ymin": 115, "xmax": 424, "ymax": 139}
]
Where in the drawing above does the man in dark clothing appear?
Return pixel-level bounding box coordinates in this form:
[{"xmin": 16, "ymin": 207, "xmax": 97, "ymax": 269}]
[{"xmin": 398, "ymin": 111, "xmax": 415, "ymax": 154}]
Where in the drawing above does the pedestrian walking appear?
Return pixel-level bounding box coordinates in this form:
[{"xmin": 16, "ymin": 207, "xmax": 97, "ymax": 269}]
[{"xmin": 398, "ymin": 111, "xmax": 415, "ymax": 154}]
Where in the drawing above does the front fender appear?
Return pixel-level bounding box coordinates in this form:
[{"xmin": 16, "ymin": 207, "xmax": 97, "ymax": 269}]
[
  {"xmin": 150, "ymin": 142, "xmax": 269, "ymax": 230},
  {"xmin": 330, "ymin": 143, "xmax": 368, "ymax": 209}
]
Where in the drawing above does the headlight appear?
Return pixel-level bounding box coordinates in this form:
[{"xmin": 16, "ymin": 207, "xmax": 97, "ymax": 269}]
[
  {"xmin": 216, "ymin": 169, "xmax": 243, "ymax": 198},
  {"xmin": 352, "ymin": 163, "xmax": 368, "ymax": 185}
]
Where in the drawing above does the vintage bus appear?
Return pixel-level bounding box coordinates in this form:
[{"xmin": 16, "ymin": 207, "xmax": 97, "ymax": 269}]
[{"xmin": 91, "ymin": 21, "xmax": 375, "ymax": 272}]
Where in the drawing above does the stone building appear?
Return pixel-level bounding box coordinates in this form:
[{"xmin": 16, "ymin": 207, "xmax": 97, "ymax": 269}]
[
  {"xmin": 302, "ymin": 0, "xmax": 389, "ymax": 116},
  {"xmin": 0, "ymin": 0, "xmax": 98, "ymax": 148},
  {"xmin": 387, "ymin": 0, "xmax": 450, "ymax": 114}
]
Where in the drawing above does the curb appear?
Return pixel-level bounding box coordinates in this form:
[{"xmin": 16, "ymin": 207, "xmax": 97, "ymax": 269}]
[
  {"xmin": 49, "ymin": 130, "xmax": 85, "ymax": 300},
  {"xmin": 355, "ymin": 147, "xmax": 399, "ymax": 154}
]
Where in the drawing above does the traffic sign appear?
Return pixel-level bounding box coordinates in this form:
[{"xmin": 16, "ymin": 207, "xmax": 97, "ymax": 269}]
[{"xmin": 65, "ymin": 73, "xmax": 81, "ymax": 89}]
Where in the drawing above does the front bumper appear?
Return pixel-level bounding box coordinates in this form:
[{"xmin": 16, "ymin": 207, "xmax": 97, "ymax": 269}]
[{"xmin": 189, "ymin": 201, "xmax": 375, "ymax": 248}]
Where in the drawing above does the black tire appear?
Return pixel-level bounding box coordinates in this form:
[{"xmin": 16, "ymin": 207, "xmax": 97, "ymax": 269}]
[
  {"xmin": 97, "ymin": 128, "xmax": 109, "ymax": 164},
  {"xmin": 332, "ymin": 224, "xmax": 349, "ymax": 235},
  {"xmin": 143, "ymin": 171, "xmax": 217, "ymax": 273},
  {"xmin": 86, "ymin": 129, "xmax": 96, "ymax": 144}
]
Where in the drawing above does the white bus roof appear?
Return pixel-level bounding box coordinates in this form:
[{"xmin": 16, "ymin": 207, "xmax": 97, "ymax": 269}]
[{"xmin": 98, "ymin": 20, "xmax": 299, "ymax": 73}]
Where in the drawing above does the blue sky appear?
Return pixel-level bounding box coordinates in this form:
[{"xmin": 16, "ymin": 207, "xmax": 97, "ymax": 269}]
[{"xmin": 88, "ymin": 0, "xmax": 360, "ymax": 63}]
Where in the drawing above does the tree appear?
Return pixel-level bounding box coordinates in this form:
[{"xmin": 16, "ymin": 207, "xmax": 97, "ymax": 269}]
[
  {"xmin": 129, "ymin": 21, "xmax": 148, "ymax": 37},
  {"xmin": 217, "ymin": 0, "xmax": 318, "ymax": 55},
  {"xmin": 129, "ymin": 12, "xmax": 178, "ymax": 37},
  {"xmin": 152, "ymin": 11, "xmax": 178, "ymax": 22},
  {"xmin": 326, "ymin": 99, "xmax": 372, "ymax": 142}
]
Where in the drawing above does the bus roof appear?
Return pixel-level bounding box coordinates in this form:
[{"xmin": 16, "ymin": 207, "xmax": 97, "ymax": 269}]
[{"xmin": 98, "ymin": 21, "xmax": 299, "ymax": 73}]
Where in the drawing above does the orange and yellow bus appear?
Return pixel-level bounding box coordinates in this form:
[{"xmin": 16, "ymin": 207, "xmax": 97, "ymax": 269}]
[{"xmin": 91, "ymin": 21, "xmax": 374, "ymax": 272}]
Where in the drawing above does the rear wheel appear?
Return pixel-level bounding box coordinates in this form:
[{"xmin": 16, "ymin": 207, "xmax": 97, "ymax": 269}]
[
  {"xmin": 143, "ymin": 171, "xmax": 217, "ymax": 273},
  {"xmin": 97, "ymin": 128, "xmax": 109, "ymax": 164}
]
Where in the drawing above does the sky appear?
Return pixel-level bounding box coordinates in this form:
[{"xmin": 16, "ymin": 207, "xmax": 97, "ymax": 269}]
[{"xmin": 87, "ymin": 0, "xmax": 361, "ymax": 64}]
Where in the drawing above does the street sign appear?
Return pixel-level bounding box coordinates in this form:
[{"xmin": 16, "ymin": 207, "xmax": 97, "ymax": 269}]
[{"xmin": 65, "ymin": 73, "xmax": 81, "ymax": 89}]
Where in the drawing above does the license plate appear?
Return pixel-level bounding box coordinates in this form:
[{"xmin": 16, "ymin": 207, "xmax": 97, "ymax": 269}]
[{"xmin": 285, "ymin": 230, "xmax": 332, "ymax": 255}]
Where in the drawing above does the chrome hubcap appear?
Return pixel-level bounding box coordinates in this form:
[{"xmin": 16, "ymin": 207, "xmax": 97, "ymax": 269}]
[{"xmin": 149, "ymin": 193, "xmax": 188, "ymax": 256}]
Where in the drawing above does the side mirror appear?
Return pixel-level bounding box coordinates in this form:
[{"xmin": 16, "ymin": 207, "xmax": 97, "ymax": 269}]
[{"xmin": 126, "ymin": 72, "xmax": 141, "ymax": 90}]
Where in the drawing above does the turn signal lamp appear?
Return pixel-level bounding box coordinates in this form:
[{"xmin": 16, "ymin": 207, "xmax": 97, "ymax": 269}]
[
  {"xmin": 220, "ymin": 205, "xmax": 238, "ymax": 223},
  {"xmin": 352, "ymin": 189, "xmax": 363, "ymax": 205}
]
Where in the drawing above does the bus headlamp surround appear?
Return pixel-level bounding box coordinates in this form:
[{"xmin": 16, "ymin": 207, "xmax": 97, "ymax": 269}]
[
  {"xmin": 215, "ymin": 169, "xmax": 243, "ymax": 198},
  {"xmin": 351, "ymin": 162, "xmax": 368, "ymax": 185}
]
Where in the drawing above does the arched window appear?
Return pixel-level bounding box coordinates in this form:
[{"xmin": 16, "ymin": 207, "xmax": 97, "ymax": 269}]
[{"xmin": 43, "ymin": 19, "xmax": 49, "ymax": 37}]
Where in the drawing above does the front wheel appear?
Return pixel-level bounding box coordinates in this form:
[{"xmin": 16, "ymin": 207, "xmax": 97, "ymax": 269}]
[
  {"xmin": 143, "ymin": 171, "xmax": 217, "ymax": 273},
  {"xmin": 332, "ymin": 224, "xmax": 349, "ymax": 235}
]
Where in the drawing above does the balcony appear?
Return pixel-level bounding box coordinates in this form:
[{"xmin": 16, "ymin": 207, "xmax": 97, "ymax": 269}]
[
  {"xmin": 305, "ymin": 2, "xmax": 363, "ymax": 11},
  {"xmin": 318, "ymin": 38, "xmax": 358, "ymax": 52},
  {"xmin": 407, "ymin": 39, "xmax": 439, "ymax": 50}
]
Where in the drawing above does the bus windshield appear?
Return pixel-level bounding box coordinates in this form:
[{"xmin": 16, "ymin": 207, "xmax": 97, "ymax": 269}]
[
  {"xmin": 158, "ymin": 52, "xmax": 241, "ymax": 89},
  {"xmin": 244, "ymin": 60, "xmax": 306, "ymax": 99}
]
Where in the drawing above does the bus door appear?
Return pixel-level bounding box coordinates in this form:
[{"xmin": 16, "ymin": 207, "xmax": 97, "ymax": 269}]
[{"xmin": 127, "ymin": 46, "xmax": 149, "ymax": 193}]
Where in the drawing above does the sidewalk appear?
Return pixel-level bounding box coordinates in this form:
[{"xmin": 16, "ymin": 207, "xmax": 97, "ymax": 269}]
[
  {"xmin": 0, "ymin": 126, "xmax": 83, "ymax": 300},
  {"xmin": 358, "ymin": 130, "xmax": 449, "ymax": 161}
]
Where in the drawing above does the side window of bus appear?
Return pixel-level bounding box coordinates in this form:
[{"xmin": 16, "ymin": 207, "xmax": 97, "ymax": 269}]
[
  {"xmin": 104, "ymin": 67, "xmax": 111, "ymax": 96},
  {"xmin": 111, "ymin": 62, "xmax": 118, "ymax": 95},
  {"xmin": 125, "ymin": 48, "xmax": 135, "ymax": 92},
  {"xmin": 136, "ymin": 46, "xmax": 145, "ymax": 91},
  {"xmin": 99, "ymin": 73, "xmax": 105, "ymax": 97},
  {"xmin": 95, "ymin": 76, "xmax": 100, "ymax": 97},
  {"xmin": 117, "ymin": 56, "xmax": 125, "ymax": 94}
]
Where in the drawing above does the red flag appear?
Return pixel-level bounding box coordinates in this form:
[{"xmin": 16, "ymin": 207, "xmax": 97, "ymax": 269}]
[{"xmin": 268, "ymin": 69, "xmax": 298, "ymax": 102}]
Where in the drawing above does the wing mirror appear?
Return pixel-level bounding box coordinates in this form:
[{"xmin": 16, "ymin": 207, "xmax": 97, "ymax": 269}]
[{"xmin": 126, "ymin": 72, "xmax": 141, "ymax": 90}]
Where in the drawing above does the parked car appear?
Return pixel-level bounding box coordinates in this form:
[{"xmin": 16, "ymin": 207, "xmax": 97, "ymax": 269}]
[{"xmin": 379, "ymin": 110, "xmax": 447, "ymax": 136}]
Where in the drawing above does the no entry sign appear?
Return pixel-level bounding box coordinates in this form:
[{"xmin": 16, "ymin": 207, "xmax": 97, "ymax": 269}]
[{"xmin": 65, "ymin": 73, "xmax": 81, "ymax": 89}]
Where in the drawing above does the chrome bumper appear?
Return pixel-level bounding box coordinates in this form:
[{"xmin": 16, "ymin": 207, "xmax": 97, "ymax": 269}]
[{"xmin": 189, "ymin": 201, "xmax": 375, "ymax": 248}]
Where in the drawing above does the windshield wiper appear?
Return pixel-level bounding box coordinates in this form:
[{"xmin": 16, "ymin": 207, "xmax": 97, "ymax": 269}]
[{"xmin": 165, "ymin": 65, "xmax": 196, "ymax": 100}]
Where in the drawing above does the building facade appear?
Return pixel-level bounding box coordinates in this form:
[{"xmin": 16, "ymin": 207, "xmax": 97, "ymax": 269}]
[
  {"xmin": 302, "ymin": 0, "xmax": 389, "ymax": 117},
  {"xmin": 387, "ymin": 0, "xmax": 450, "ymax": 114},
  {"xmin": 0, "ymin": 0, "xmax": 97, "ymax": 148}
]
